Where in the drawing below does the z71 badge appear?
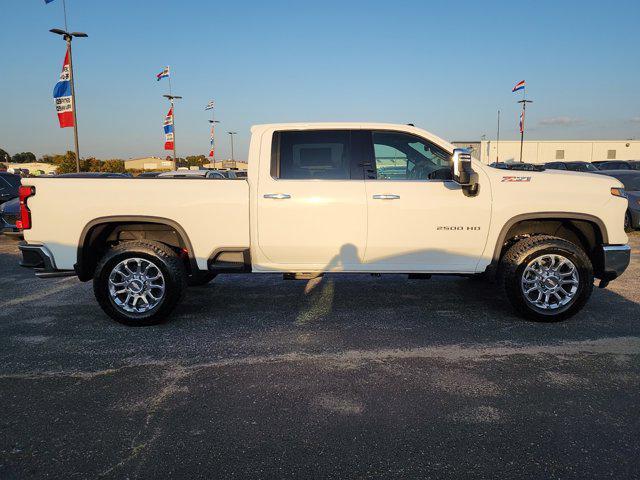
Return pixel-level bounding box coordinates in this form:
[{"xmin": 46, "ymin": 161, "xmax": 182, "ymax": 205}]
[{"xmin": 501, "ymin": 176, "xmax": 531, "ymax": 182}]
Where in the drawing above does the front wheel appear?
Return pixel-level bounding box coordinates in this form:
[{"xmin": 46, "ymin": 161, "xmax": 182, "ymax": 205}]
[
  {"xmin": 499, "ymin": 235, "xmax": 593, "ymax": 322},
  {"xmin": 93, "ymin": 240, "xmax": 187, "ymax": 326}
]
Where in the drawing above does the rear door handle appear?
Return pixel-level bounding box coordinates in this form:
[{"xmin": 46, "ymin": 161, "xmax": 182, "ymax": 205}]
[
  {"xmin": 263, "ymin": 193, "xmax": 291, "ymax": 199},
  {"xmin": 372, "ymin": 194, "xmax": 400, "ymax": 200}
]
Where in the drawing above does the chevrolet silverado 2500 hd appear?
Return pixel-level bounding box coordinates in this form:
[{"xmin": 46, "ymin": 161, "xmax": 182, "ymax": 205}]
[{"xmin": 17, "ymin": 123, "xmax": 631, "ymax": 325}]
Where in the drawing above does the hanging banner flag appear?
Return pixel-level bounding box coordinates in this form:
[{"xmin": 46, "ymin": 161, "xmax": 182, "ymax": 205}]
[
  {"xmin": 156, "ymin": 66, "xmax": 170, "ymax": 81},
  {"xmin": 205, "ymin": 100, "xmax": 215, "ymax": 110},
  {"xmin": 52, "ymin": 47, "xmax": 74, "ymax": 128},
  {"xmin": 164, "ymin": 107, "xmax": 174, "ymax": 150},
  {"xmin": 209, "ymin": 125, "xmax": 215, "ymax": 158},
  {"xmin": 512, "ymin": 80, "xmax": 526, "ymax": 93},
  {"xmin": 519, "ymin": 111, "xmax": 525, "ymax": 134}
]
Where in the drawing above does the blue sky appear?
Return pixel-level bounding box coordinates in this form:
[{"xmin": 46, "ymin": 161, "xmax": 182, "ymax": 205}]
[{"xmin": 2, "ymin": 0, "xmax": 640, "ymax": 160}]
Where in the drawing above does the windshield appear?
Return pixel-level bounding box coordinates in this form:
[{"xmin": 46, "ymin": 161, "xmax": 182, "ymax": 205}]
[{"xmin": 1, "ymin": 174, "xmax": 20, "ymax": 188}]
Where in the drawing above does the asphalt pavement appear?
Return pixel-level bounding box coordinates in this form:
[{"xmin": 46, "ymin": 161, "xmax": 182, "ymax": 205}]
[{"xmin": 0, "ymin": 234, "xmax": 639, "ymax": 479}]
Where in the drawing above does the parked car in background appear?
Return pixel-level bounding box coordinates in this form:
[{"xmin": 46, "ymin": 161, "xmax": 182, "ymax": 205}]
[
  {"xmin": 221, "ymin": 170, "xmax": 248, "ymax": 179},
  {"xmin": 0, "ymin": 197, "xmax": 21, "ymax": 238},
  {"xmin": 545, "ymin": 161, "xmax": 599, "ymax": 172},
  {"xmin": 489, "ymin": 162, "xmax": 545, "ymax": 171},
  {"xmin": 137, "ymin": 171, "xmax": 163, "ymax": 178},
  {"xmin": 158, "ymin": 170, "xmax": 226, "ymax": 179},
  {"xmin": 0, "ymin": 172, "xmax": 20, "ymax": 205},
  {"xmin": 593, "ymin": 161, "xmax": 632, "ymax": 171},
  {"xmin": 57, "ymin": 172, "xmax": 132, "ymax": 178},
  {"xmin": 594, "ymin": 170, "xmax": 640, "ymax": 231},
  {"xmin": 627, "ymin": 161, "xmax": 640, "ymax": 171}
]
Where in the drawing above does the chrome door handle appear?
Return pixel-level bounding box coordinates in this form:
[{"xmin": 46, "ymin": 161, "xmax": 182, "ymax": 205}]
[
  {"xmin": 263, "ymin": 193, "xmax": 291, "ymax": 199},
  {"xmin": 372, "ymin": 194, "xmax": 400, "ymax": 200}
]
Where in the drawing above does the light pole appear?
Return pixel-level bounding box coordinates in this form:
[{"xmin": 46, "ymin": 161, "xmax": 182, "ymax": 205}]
[
  {"xmin": 228, "ymin": 131, "xmax": 237, "ymax": 162},
  {"xmin": 163, "ymin": 94, "xmax": 182, "ymax": 167},
  {"xmin": 50, "ymin": 28, "xmax": 87, "ymax": 172}
]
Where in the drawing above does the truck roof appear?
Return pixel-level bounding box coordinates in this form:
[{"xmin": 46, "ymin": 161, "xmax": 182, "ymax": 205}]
[{"xmin": 250, "ymin": 122, "xmax": 456, "ymax": 154}]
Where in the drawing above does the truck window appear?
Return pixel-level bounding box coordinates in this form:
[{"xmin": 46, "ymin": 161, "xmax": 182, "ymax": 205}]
[
  {"xmin": 272, "ymin": 130, "xmax": 352, "ymax": 180},
  {"xmin": 370, "ymin": 131, "xmax": 451, "ymax": 180}
]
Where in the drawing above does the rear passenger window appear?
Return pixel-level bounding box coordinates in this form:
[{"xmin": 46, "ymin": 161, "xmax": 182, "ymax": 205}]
[{"xmin": 272, "ymin": 130, "xmax": 352, "ymax": 180}]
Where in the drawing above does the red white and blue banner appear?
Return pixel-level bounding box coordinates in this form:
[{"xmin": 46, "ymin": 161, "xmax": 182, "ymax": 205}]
[
  {"xmin": 164, "ymin": 107, "xmax": 174, "ymax": 150},
  {"xmin": 209, "ymin": 125, "xmax": 215, "ymax": 158},
  {"xmin": 519, "ymin": 111, "xmax": 525, "ymax": 134},
  {"xmin": 512, "ymin": 80, "xmax": 526, "ymax": 92},
  {"xmin": 157, "ymin": 66, "xmax": 170, "ymax": 81},
  {"xmin": 53, "ymin": 47, "xmax": 74, "ymax": 128}
]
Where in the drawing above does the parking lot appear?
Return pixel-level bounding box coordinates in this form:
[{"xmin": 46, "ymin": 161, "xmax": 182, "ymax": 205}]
[{"xmin": 0, "ymin": 233, "xmax": 639, "ymax": 479}]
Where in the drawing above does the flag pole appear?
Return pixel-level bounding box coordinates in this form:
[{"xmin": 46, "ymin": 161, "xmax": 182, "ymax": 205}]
[
  {"xmin": 496, "ymin": 109, "xmax": 500, "ymax": 163},
  {"xmin": 517, "ymin": 94, "xmax": 533, "ymax": 163},
  {"xmin": 164, "ymin": 93, "xmax": 182, "ymax": 168},
  {"xmin": 67, "ymin": 36, "xmax": 81, "ymax": 172}
]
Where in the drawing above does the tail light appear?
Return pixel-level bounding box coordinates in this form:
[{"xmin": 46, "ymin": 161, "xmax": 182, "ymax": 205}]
[{"xmin": 16, "ymin": 186, "xmax": 35, "ymax": 230}]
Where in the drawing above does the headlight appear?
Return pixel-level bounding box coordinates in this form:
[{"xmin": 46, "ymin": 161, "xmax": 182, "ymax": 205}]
[{"xmin": 611, "ymin": 187, "xmax": 628, "ymax": 199}]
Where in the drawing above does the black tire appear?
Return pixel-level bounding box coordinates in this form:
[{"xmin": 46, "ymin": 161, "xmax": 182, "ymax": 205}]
[
  {"xmin": 187, "ymin": 271, "xmax": 217, "ymax": 287},
  {"xmin": 499, "ymin": 235, "xmax": 593, "ymax": 322},
  {"xmin": 93, "ymin": 240, "xmax": 187, "ymax": 326},
  {"xmin": 624, "ymin": 211, "xmax": 633, "ymax": 232}
]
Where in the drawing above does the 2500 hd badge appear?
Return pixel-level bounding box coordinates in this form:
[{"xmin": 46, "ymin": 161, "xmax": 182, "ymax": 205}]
[{"xmin": 437, "ymin": 226, "xmax": 481, "ymax": 231}]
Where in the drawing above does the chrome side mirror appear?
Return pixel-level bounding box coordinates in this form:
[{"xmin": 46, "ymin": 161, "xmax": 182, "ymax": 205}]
[{"xmin": 451, "ymin": 148, "xmax": 479, "ymax": 196}]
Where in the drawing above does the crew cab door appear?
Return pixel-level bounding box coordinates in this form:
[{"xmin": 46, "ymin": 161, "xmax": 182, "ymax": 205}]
[
  {"xmin": 362, "ymin": 130, "xmax": 491, "ymax": 272},
  {"xmin": 254, "ymin": 129, "xmax": 368, "ymax": 270}
]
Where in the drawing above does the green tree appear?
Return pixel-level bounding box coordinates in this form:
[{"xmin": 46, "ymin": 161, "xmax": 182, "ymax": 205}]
[
  {"xmin": 55, "ymin": 151, "xmax": 79, "ymax": 174},
  {"xmin": 11, "ymin": 152, "xmax": 37, "ymax": 163},
  {"xmin": 0, "ymin": 162, "xmax": 7, "ymax": 171},
  {"xmin": 185, "ymin": 155, "xmax": 207, "ymax": 168},
  {"xmin": 101, "ymin": 159, "xmax": 125, "ymax": 173},
  {"xmin": 0, "ymin": 148, "xmax": 10, "ymax": 163}
]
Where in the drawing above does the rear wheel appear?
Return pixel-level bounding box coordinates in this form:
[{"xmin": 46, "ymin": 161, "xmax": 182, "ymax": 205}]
[
  {"xmin": 93, "ymin": 240, "xmax": 187, "ymax": 326},
  {"xmin": 499, "ymin": 235, "xmax": 593, "ymax": 322}
]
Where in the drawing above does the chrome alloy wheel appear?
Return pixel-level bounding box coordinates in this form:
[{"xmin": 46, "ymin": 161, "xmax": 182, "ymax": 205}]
[
  {"xmin": 521, "ymin": 254, "xmax": 579, "ymax": 310},
  {"xmin": 108, "ymin": 257, "xmax": 165, "ymax": 314}
]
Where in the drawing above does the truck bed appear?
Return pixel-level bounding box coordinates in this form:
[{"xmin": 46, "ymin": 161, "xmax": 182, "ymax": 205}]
[{"xmin": 22, "ymin": 177, "xmax": 250, "ymax": 270}]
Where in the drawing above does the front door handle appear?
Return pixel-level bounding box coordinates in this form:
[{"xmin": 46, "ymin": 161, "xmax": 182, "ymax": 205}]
[
  {"xmin": 372, "ymin": 194, "xmax": 400, "ymax": 200},
  {"xmin": 263, "ymin": 193, "xmax": 291, "ymax": 199}
]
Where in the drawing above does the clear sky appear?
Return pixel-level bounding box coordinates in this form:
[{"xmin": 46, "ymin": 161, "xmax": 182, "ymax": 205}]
[{"xmin": 2, "ymin": 0, "xmax": 640, "ymax": 161}]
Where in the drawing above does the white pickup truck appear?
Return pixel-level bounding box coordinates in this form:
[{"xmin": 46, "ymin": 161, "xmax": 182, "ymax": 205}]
[{"xmin": 17, "ymin": 123, "xmax": 631, "ymax": 325}]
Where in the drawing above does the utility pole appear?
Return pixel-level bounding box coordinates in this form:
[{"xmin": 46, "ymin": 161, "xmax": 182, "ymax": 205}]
[
  {"xmin": 50, "ymin": 28, "xmax": 87, "ymax": 172},
  {"xmin": 228, "ymin": 131, "xmax": 237, "ymax": 162},
  {"xmin": 517, "ymin": 99, "xmax": 533, "ymax": 163},
  {"xmin": 163, "ymin": 94, "xmax": 182, "ymax": 167}
]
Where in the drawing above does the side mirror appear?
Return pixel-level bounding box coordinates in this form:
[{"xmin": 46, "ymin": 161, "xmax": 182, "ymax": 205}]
[{"xmin": 451, "ymin": 148, "xmax": 479, "ymax": 196}]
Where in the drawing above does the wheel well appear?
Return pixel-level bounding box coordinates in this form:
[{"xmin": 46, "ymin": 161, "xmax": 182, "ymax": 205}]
[
  {"xmin": 76, "ymin": 220, "xmax": 195, "ymax": 281},
  {"xmin": 494, "ymin": 218, "xmax": 605, "ymax": 276}
]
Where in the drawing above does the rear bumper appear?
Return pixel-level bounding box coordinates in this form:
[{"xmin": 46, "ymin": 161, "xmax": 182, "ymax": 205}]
[
  {"xmin": 18, "ymin": 243, "xmax": 76, "ymax": 278},
  {"xmin": 600, "ymin": 244, "xmax": 631, "ymax": 281}
]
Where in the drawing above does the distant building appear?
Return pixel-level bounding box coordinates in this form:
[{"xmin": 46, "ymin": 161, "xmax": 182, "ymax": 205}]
[
  {"xmin": 452, "ymin": 141, "xmax": 482, "ymax": 161},
  {"xmin": 466, "ymin": 140, "xmax": 640, "ymax": 165},
  {"xmin": 125, "ymin": 156, "xmax": 175, "ymax": 171}
]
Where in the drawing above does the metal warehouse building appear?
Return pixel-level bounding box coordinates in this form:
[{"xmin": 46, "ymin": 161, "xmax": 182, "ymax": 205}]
[{"xmin": 453, "ymin": 140, "xmax": 640, "ymax": 165}]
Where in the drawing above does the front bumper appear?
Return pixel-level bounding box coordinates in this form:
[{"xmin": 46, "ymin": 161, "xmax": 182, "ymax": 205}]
[
  {"xmin": 18, "ymin": 243, "xmax": 76, "ymax": 278},
  {"xmin": 599, "ymin": 244, "xmax": 631, "ymax": 282}
]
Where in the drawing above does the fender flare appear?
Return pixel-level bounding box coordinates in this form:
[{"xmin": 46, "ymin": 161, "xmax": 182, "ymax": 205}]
[
  {"xmin": 491, "ymin": 212, "xmax": 609, "ymax": 262},
  {"xmin": 76, "ymin": 215, "xmax": 199, "ymax": 280}
]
